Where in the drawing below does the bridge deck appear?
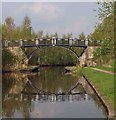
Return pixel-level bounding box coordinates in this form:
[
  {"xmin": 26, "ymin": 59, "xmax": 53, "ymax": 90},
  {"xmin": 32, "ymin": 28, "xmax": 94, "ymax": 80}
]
[{"xmin": 22, "ymin": 44, "xmax": 87, "ymax": 48}]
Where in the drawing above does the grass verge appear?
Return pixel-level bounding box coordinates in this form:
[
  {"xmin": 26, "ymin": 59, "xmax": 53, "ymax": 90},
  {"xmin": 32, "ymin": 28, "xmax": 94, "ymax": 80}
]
[{"xmin": 82, "ymin": 67, "xmax": 115, "ymax": 109}]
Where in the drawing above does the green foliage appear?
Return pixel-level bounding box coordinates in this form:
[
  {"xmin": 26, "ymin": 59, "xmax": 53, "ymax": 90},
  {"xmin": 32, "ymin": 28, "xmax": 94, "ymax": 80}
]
[
  {"xmin": 78, "ymin": 32, "xmax": 86, "ymax": 40},
  {"xmin": 91, "ymin": 14, "xmax": 114, "ymax": 41},
  {"xmin": 22, "ymin": 16, "xmax": 32, "ymax": 39},
  {"xmin": 96, "ymin": 1, "xmax": 114, "ymax": 20},
  {"xmin": 2, "ymin": 15, "xmax": 36, "ymax": 41},
  {"xmin": 28, "ymin": 47, "xmax": 79, "ymax": 66},
  {"xmin": 3, "ymin": 16, "xmax": 15, "ymax": 40},
  {"xmin": 13, "ymin": 26, "xmax": 21, "ymax": 40},
  {"xmin": 90, "ymin": 1, "xmax": 115, "ymax": 64},
  {"xmin": 2, "ymin": 49, "xmax": 18, "ymax": 67},
  {"xmin": 93, "ymin": 38, "xmax": 113, "ymax": 64},
  {"xmin": 2, "ymin": 24, "xmax": 7, "ymax": 40},
  {"xmin": 2, "ymin": 48, "xmax": 28, "ymax": 70}
]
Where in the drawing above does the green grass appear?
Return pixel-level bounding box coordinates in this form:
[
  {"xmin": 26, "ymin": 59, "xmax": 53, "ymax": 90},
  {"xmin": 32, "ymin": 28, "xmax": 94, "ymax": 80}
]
[{"xmin": 82, "ymin": 67, "xmax": 115, "ymax": 106}]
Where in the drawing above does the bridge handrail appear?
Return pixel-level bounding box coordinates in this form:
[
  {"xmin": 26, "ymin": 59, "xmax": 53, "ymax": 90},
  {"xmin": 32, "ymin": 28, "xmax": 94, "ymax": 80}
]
[{"xmin": 2, "ymin": 38, "xmax": 89, "ymax": 47}]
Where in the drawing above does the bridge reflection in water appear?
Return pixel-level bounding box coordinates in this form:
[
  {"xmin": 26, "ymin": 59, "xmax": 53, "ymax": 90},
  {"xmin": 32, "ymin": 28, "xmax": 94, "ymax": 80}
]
[
  {"xmin": 2, "ymin": 67, "xmax": 108, "ymax": 118},
  {"xmin": 6, "ymin": 93, "xmax": 89, "ymax": 103}
]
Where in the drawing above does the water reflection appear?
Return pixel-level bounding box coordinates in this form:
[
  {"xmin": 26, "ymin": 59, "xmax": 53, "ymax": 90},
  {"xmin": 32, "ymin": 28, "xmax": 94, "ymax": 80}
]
[
  {"xmin": 26, "ymin": 67, "xmax": 79, "ymax": 93},
  {"xmin": 2, "ymin": 67, "xmax": 108, "ymax": 118},
  {"xmin": 5, "ymin": 93, "xmax": 88, "ymax": 103},
  {"xmin": 2, "ymin": 73, "xmax": 28, "ymax": 100}
]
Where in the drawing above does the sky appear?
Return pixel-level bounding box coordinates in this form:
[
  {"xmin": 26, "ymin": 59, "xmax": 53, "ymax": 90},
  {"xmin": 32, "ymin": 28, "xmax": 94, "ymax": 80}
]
[{"xmin": 2, "ymin": 1, "xmax": 99, "ymax": 37}]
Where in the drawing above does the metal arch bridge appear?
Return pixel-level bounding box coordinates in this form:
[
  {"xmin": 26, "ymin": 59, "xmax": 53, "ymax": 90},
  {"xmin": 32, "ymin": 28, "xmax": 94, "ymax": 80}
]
[
  {"xmin": 25, "ymin": 44, "xmax": 87, "ymax": 62},
  {"xmin": 3, "ymin": 38, "xmax": 89, "ymax": 61}
]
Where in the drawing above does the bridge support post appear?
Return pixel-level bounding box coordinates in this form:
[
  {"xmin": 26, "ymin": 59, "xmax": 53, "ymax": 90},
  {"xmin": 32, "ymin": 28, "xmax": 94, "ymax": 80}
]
[
  {"xmin": 69, "ymin": 38, "xmax": 73, "ymax": 46},
  {"xmin": 52, "ymin": 37, "xmax": 56, "ymax": 46},
  {"xmin": 36, "ymin": 38, "xmax": 39, "ymax": 45},
  {"xmin": 85, "ymin": 39, "xmax": 88, "ymax": 46}
]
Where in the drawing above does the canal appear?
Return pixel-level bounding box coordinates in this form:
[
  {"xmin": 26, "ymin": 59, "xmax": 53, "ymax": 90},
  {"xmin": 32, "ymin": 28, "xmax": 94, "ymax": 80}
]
[{"xmin": 2, "ymin": 67, "xmax": 108, "ymax": 118}]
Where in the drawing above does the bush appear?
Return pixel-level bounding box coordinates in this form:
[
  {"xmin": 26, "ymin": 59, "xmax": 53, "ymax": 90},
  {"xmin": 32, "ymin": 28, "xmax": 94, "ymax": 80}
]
[{"xmin": 2, "ymin": 49, "xmax": 18, "ymax": 67}]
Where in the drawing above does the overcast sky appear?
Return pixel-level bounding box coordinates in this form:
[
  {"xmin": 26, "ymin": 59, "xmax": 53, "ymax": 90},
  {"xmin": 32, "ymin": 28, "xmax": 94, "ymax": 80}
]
[{"xmin": 2, "ymin": 2, "xmax": 99, "ymax": 37}]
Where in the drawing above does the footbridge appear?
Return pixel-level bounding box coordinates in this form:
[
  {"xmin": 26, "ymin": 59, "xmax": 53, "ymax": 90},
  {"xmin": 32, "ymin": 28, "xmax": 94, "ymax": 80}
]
[{"xmin": 3, "ymin": 37, "xmax": 89, "ymax": 63}]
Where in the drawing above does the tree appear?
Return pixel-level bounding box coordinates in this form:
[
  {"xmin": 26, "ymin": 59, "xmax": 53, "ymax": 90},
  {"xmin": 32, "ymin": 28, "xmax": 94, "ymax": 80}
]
[
  {"xmin": 67, "ymin": 33, "xmax": 73, "ymax": 39},
  {"xmin": 92, "ymin": 1, "xmax": 115, "ymax": 64},
  {"xmin": 2, "ymin": 23, "xmax": 7, "ymax": 40},
  {"xmin": 14, "ymin": 26, "xmax": 21, "ymax": 40},
  {"xmin": 22, "ymin": 15, "xmax": 32, "ymax": 39},
  {"xmin": 96, "ymin": 1, "xmax": 114, "ymax": 20},
  {"xmin": 4, "ymin": 16, "xmax": 15, "ymax": 40},
  {"xmin": 78, "ymin": 32, "xmax": 86, "ymax": 40}
]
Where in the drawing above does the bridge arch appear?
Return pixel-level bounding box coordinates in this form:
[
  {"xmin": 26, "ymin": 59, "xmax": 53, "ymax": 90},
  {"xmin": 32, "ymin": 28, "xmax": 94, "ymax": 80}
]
[{"xmin": 27, "ymin": 46, "xmax": 80, "ymax": 65}]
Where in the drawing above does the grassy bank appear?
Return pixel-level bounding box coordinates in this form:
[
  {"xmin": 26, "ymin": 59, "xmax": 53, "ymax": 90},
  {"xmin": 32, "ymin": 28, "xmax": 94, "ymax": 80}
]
[{"xmin": 82, "ymin": 67, "xmax": 115, "ymax": 108}]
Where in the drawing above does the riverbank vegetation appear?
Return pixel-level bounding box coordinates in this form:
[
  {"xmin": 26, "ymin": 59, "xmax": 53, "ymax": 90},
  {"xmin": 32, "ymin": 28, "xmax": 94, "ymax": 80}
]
[
  {"xmin": 67, "ymin": 65, "xmax": 115, "ymax": 115},
  {"xmin": 89, "ymin": 2, "xmax": 115, "ymax": 67},
  {"xmin": 2, "ymin": 47, "xmax": 28, "ymax": 72}
]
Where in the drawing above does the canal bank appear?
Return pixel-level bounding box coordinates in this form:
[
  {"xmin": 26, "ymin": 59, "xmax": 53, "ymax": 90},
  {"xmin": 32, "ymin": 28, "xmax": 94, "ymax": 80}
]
[
  {"xmin": 2, "ymin": 47, "xmax": 40, "ymax": 73},
  {"xmin": 82, "ymin": 74, "xmax": 114, "ymax": 118},
  {"xmin": 66, "ymin": 66, "xmax": 115, "ymax": 118}
]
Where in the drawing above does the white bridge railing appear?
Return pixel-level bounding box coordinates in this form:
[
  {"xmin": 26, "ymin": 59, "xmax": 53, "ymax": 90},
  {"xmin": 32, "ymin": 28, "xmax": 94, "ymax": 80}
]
[{"xmin": 3, "ymin": 37, "xmax": 89, "ymax": 47}]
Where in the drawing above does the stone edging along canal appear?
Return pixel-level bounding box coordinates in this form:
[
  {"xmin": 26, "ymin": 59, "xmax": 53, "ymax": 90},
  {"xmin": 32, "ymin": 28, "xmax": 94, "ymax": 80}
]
[{"xmin": 82, "ymin": 74, "xmax": 115, "ymax": 119}]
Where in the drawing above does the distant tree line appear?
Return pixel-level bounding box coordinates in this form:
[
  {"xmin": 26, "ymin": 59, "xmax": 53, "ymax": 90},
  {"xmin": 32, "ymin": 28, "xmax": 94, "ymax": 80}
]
[
  {"xmin": 2, "ymin": 16, "xmax": 36, "ymax": 40},
  {"xmin": 1, "ymin": 15, "xmax": 87, "ymax": 41}
]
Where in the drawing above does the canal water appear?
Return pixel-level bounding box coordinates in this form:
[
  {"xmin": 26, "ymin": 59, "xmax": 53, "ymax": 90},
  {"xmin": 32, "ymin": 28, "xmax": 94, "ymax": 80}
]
[{"xmin": 2, "ymin": 67, "xmax": 107, "ymax": 118}]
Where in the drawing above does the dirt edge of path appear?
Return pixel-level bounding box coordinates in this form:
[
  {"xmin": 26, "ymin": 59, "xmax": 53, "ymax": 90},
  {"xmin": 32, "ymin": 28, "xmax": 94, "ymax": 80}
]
[{"xmin": 91, "ymin": 68, "xmax": 116, "ymax": 75}]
